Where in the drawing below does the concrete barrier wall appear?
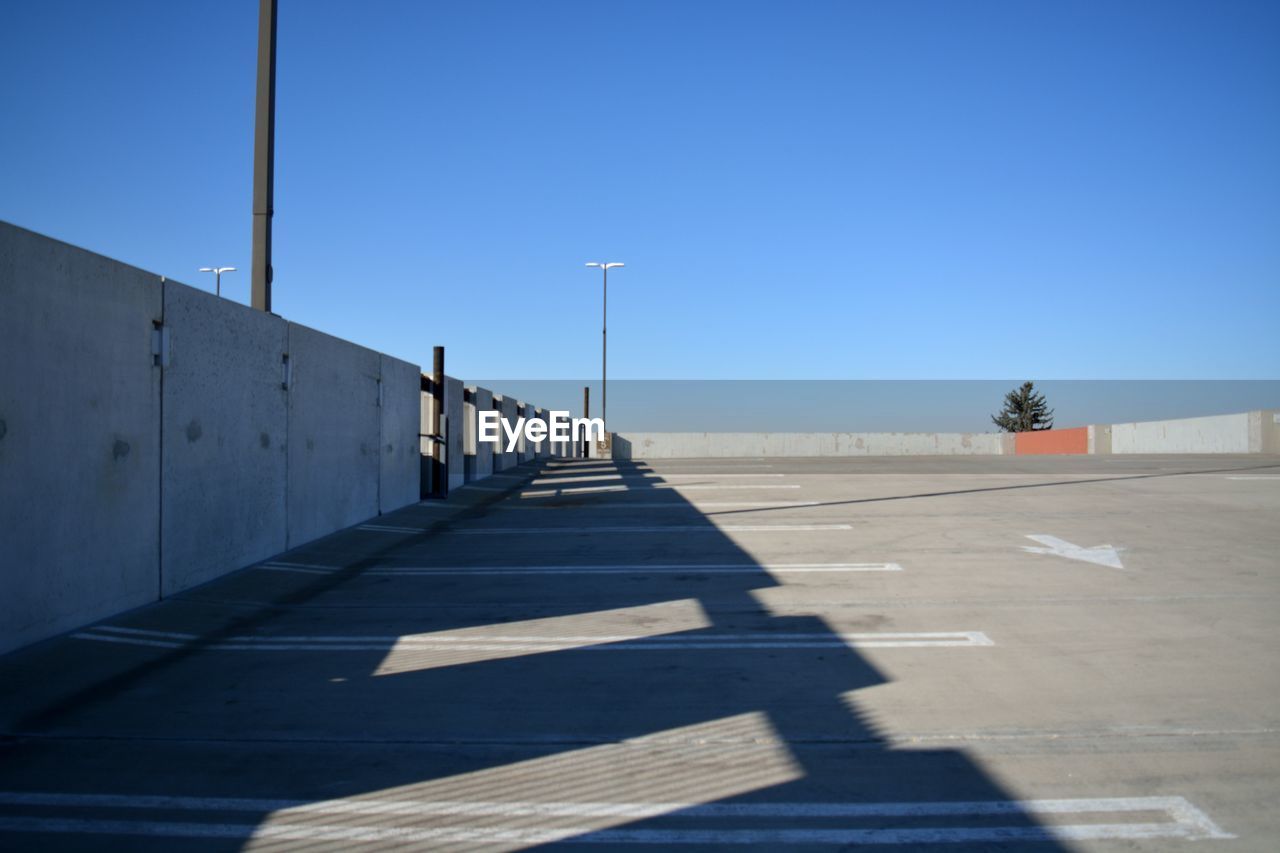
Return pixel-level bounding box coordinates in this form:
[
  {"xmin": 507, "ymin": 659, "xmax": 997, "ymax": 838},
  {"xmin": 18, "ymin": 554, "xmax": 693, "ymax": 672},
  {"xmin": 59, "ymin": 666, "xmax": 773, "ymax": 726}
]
[
  {"xmin": 160, "ymin": 282, "xmax": 288, "ymax": 596},
  {"xmin": 614, "ymin": 411, "xmax": 1277, "ymax": 460},
  {"xmin": 1, "ymin": 224, "xmax": 163, "ymax": 654},
  {"xmin": 1256, "ymin": 410, "xmax": 1280, "ymax": 454},
  {"xmin": 445, "ymin": 376, "xmax": 465, "ymax": 491},
  {"xmin": 463, "ymin": 386, "xmax": 494, "ymax": 481},
  {"xmin": 613, "ymin": 432, "xmax": 1004, "ymax": 459},
  {"xmin": 493, "ymin": 395, "xmax": 518, "ymax": 471},
  {"xmin": 286, "ymin": 324, "xmax": 382, "ymax": 546},
  {"xmin": 379, "ymin": 354, "xmax": 421, "ymax": 513},
  {"xmin": 519, "ymin": 402, "xmax": 535, "ymax": 462},
  {"xmin": 1111, "ymin": 412, "xmax": 1251, "ymax": 454},
  {"xmin": 1014, "ymin": 427, "xmax": 1089, "ymax": 455},
  {"xmin": 2, "ymin": 223, "xmax": 570, "ymax": 655}
]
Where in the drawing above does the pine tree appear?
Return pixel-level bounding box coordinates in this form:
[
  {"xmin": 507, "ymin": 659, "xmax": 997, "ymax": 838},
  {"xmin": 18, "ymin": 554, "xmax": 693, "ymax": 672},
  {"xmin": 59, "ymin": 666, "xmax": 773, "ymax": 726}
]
[{"xmin": 991, "ymin": 381, "xmax": 1055, "ymax": 432}]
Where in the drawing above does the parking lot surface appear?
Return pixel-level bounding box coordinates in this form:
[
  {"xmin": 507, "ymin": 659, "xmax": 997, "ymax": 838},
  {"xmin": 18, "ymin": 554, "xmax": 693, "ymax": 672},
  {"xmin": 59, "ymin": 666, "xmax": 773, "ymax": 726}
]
[{"xmin": 2, "ymin": 454, "xmax": 1278, "ymax": 850}]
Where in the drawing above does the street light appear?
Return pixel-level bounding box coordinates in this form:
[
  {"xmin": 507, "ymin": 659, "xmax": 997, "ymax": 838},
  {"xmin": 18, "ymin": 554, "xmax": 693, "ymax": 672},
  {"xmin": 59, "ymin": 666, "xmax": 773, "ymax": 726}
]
[
  {"xmin": 198, "ymin": 266, "xmax": 237, "ymax": 297},
  {"xmin": 585, "ymin": 262, "xmax": 624, "ymax": 439}
]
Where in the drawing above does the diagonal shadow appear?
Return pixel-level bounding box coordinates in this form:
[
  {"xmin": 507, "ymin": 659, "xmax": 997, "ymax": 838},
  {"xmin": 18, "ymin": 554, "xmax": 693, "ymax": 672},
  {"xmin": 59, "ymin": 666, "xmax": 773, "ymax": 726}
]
[
  {"xmin": 0, "ymin": 456, "xmax": 1080, "ymax": 850},
  {"xmin": 702, "ymin": 460, "xmax": 1280, "ymax": 519}
]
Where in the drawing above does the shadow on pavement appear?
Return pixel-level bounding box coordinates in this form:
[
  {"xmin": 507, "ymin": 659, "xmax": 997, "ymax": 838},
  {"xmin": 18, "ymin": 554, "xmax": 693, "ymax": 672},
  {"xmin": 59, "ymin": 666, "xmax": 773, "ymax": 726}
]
[{"xmin": 0, "ymin": 458, "xmax": 1074, "ymax": 850}]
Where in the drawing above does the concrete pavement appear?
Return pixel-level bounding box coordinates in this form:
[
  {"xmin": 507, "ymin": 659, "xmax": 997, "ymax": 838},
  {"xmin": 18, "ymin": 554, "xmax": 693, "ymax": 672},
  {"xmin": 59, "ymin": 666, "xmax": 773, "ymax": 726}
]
[{"xmin": 1, "ymin": 454, "xmax": 1278, "ymax": 850}]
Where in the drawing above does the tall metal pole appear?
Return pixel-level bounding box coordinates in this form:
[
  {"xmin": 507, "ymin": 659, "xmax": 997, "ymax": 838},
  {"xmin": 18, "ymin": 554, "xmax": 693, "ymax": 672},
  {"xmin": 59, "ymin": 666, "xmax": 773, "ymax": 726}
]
[
  {"xmin": 250, "ymin": 0, "xmax": 277, "ymax": 312},
  {"xmin": 215, "ymin": 270, "xmax": 221, "ymax": 297},
  {"xmin": 582, "ymin": 385, "xmax": 590, "ymax": 459},
  {"xmin": 602, "ymin": 265, "xmax": 607, "ymax": 435}
]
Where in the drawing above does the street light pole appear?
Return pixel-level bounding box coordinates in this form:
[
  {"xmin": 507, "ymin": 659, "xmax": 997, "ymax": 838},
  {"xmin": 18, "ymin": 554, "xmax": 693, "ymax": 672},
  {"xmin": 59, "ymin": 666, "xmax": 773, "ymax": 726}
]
[
  {"xmin": 198, "ymin": 266, "xmax": 237, "ymax": 297},
  {"xmin": 250, "ymin": 0, "xmax": 277, "ymax": 312},
  {"xmin": 585, "ymin": 262, "xmax": 623, "ymax": 438}
]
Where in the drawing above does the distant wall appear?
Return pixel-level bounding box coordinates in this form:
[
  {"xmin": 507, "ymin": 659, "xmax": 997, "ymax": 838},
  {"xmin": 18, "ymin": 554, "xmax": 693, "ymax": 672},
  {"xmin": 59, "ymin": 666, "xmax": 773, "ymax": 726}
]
[
  {"xmin": 463, "ymin": 386, "xmax": 494, "ymax": 481},
  {"xmin": 1111, "ymin": 412, "xmax": 1251, "ymax": 454},
  {"xmin": 0, "ymin": 223, "xmax": 424, "ymax": 654},
  {"xmin": 1014, "ymin": 427, "xmax": 1089, "ymax": 455},
  {"xmin": 445, "ymin": 376, "xmax": 465, "ymax": 491},
  {"xmin": 614, "ymin": 411, "xmax": 1278, "ymax": 459},
  {"xmin": 612, "ymin": 432, "xmax": 1003, "ymax": 459},
  {"xmin": 493, "ymin": 395, "xmax": 518, "ymax": 471}
]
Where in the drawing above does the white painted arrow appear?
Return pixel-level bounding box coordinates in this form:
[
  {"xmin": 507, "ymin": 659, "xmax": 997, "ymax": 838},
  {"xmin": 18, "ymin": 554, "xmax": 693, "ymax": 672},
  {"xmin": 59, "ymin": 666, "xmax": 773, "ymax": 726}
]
[{"xmin": 1022, "ymin": 535, "xmax": 1125, "ymax": 569}]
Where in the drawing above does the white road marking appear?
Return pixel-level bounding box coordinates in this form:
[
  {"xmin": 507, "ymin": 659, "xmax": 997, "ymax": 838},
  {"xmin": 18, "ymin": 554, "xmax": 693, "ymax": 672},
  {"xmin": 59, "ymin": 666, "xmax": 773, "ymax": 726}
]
[
  {"xmin": 0, "ymin": 794, "xmax": 1231, "ymax": 844},
  {"xmin": 1022, "ymin": 534, "xmax": 1125, "ymax": 570},
  {"xmin": 444, "ymin": 524, "xmax": 852, "ymax": 535},
  {"xmin": 1226, "ymin": 476, "xmax": 1280, "ymax": 480},
  {"xmin": 503, "ymin": 501, "xmax": 821, "ymax": 509},
  {"xmin": 532, "ymin": 474, "xmax": 787, "ymax": 486},
  {"xmin": 256, "ymin": 562, "xmax": 901, "ymax": 576},
  {"xmin": 71, "ymin": 625, "xmax": 988, "ymax": 651},
  {"xmin": 522, "ymin": 484, "xmax": 801, "ymax": 496}
]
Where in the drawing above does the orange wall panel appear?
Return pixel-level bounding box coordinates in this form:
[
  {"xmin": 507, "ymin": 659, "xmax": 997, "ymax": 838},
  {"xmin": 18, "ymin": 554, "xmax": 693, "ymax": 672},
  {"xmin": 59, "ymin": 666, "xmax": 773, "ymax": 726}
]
[{"xmin": 1015, "ymin": 426, "xmax": 1089, "ymax": 455}]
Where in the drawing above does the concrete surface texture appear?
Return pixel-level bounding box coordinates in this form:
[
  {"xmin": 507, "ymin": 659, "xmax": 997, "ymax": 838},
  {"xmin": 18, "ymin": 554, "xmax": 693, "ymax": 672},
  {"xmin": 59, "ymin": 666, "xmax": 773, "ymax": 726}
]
[
  {"xmin": 285, "ymin": 323, "xmax": 381, "ymax": 546},
  {"xmin": 0, "ymin": 453, "xmax": 1276, "ymax": 849},
  {"xmin": 614, "ymin": 431, "xmax": 1005, "ymax": 459},
  {"xmin": 378, "ymin": 354, "xmax": 421, "ymax": 513},
  {"xmin": 445, "ymin": 376, "xmax": 465, "ymax": 490},
  {"xmin": 0, "ymin": 223, "xmax": 162, "ymax": 655},
  {"xmin": 0, "ymin": 224, "xmax": 443, "ymax": 655},
  {"xmin": 463, "ymin": 386, "xmax": 494, "ymax": 481},
  {"xmin": 160, "ymin": 281, "xmax": 287, "ymax": 596},
  {"xmin": 614, "ymin": 411, "xmax": 1279, "ymax": 459},
  {"xmin": 520, "ymin": 402, "xmax": 536, "ymax": 462},
  {"xmin": 1112, "ymin": 411, "xmax": 1252, "ymax": 454},
  {"xmin": 493, "ymin": 394, "xmax": 519, "ymax": 471}
]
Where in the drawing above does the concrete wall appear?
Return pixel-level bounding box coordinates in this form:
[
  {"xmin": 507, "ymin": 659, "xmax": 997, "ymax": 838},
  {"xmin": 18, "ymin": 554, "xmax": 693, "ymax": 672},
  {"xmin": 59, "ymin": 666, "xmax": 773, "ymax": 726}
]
[
  {"xmin": 463, "ymin": 386, "xmax": 494, "ymax": 481},
  {"xmin": 612, "ymin": 432, "xmax": 1004, "ymax": 459},
  {"xmin": 445, "ymin": 376, "xmax": 465, "ymax": 491},
  {"xmin": 1, "ymin": 223, "xmax": 162, "ymax": 654},
  {"xmin": 1088, "ymin": 424, "xmax": 1113, "ymax": 455},
  {"xmin": 160, "ymin": 281, "xmax": 287, "ymax": 596},
  {"xmin": 616, "ymin": 412, "xmax": 1278, "ymax": 460},
  {"xmin": 493, "ymin": 395, "xmax": 518, "ymax": 471},
  {"xmin": 286, "ymin": 324, "xmax": 381, "ymax": 547},
  {"xmin": 379, "ymin": 354, "xmax": 421, "ymax": 513},
  {"xmin": 1111, "ymin": 412, "xmax": 1251, "ymax": 455},
  {"xmin": 519, "ymin": 402, "xmax": 535, "ymax": 462},
  {"xmin": 1, "ymin": 223, "xmax": 579, "ymax": 655}
]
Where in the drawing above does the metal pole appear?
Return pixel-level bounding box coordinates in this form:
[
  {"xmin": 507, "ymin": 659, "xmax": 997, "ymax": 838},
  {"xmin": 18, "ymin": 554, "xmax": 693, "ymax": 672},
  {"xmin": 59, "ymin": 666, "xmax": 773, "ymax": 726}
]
[
  {"xmin": 582, "ymin": 385, "xmax": 590, "ymax": 459},
  {"xmin": 602, "ymin": 265, "xmax": 607, "ymax": 436},
  {"xmin": 250, "ymin": 0, "xmax": 277, "ymax": 312},
  {"xmin": 432, "ymin": 346, "xmax": 445, "ymax": 496},
  {"xmin": 216, "ymin": 270, "xmax": 222, "ymax": 297}
]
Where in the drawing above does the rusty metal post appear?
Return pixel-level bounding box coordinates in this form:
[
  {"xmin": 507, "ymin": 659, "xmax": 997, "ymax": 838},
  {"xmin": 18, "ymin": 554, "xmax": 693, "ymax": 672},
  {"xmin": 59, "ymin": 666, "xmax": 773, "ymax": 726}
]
[{"xmin": 432, "ymin": 346, "xmax": 445, "ymax": 496}]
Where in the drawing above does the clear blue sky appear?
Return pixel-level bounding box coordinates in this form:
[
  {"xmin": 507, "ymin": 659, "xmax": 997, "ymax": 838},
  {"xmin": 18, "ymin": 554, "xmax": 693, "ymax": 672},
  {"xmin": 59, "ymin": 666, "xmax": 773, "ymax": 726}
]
[{"xmin": 3, "ymin": 0, "xmax": 1277, "ymax": 379}]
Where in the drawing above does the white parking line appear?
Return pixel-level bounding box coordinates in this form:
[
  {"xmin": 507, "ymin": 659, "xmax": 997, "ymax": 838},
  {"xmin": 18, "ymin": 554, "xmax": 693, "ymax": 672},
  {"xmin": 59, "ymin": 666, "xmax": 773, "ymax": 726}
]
[
  {"xmin": 522, "ymin": 484, "xmax": 802, "ymax": 496},
  {"xmin": 256, "ymin": 562, "xmax": 901, "ymax": 576},
  {"xmin": 71, "ymin": 625, "xmax": 988, "ymax": 652},
  {"xmin": 358, "ymin": 524, "xmax": 431, "ymax": 534},
  {"xmin": 444, "ymin": 524, "xmax": 852, "ymax": 535},
  {"xmin": 0, "ymin": 793, "xmax": 1231, "ymax": 844},
  {"xmin": 532, "ymin": 474, "xmax": 788, "ymax": 486},
  {"xmin": 502, "ymin": 501, "xmax": 821, "ymax": 509}
]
